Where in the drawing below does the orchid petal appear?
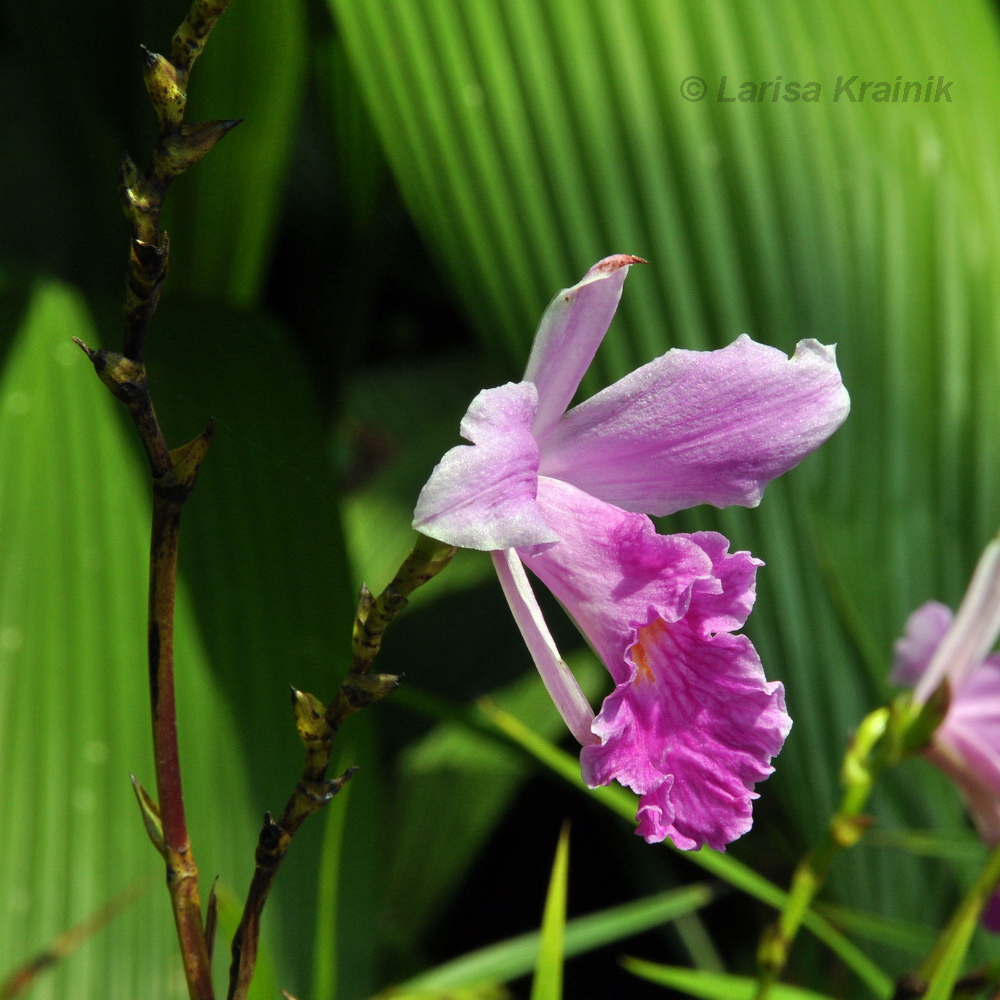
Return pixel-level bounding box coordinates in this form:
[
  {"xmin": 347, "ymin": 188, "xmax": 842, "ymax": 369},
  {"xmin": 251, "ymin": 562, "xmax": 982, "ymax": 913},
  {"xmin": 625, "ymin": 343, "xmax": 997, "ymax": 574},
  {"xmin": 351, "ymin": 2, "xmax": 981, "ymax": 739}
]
[
  {"xmin": 537, "ymin": 335, "xmax": 850, "ymax": 516},
  {"xmin": 930, "ymin": 656, "xmax": 1000, "ymax": 845},
  {"xmin": 524, "ymin": 255, "xmax": 643, "ymax": 440},
  {"xmin": 893, "ymin": 541, "xmax": 1000, "ymax": 935},
  {"xmin": 580, "ymin": 617, "xmax": 790, "ymax": 849},
  {"xmin": 891, "ymin": 601, "xmax": 953, "ymax": 688},
  {"xmin": 683, "ymin": 530, "xmax": 763, "ymax": 635},
  {"xmin": 412, "ymin": 382, "xmax": 557, "ymax": 550},
  {"xmin": 520, "ymin": 478, "xmax": 716, "ymax": 680},
  {"xmin": 491, "ymin": 548, "xmax": 597, "ymax": 746},
  {"xmin": 914, "ymin": 538, "xmax": 1000, "ymax": 702},
  {"xmin": 412, "ymin": 258, "xmax": 838, "ymax": 853}
]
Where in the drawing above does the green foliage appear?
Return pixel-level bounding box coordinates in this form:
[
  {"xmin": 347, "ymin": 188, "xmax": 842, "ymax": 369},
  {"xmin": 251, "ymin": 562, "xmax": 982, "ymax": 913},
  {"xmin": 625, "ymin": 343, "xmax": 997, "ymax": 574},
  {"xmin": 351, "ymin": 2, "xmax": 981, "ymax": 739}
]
[
  {"xmin": 314, "ymin": 717, "xmax": 385, "ymax": 1000},
  {"xmin": 530, "ymin": 824, "xmax": 570, "ymax": 1000},
  {"xmin": 0, "ymin": 281, "xmax": 266, "ymax": 998},
  {"xmin": 920, "ymin": 841, "xmax": 1000, "ymax": 999},
  {"xmin": 166, "ymin": 0, "xmax": 308, "ymax": 306},
  {"xmin": 379, "ymin": 989, "xmax": 510, "ymax": 1000},
  {"xmin": 812, "ymin": 903, "xmax": 934, "ymax": 956},
  {"xmin": 622, "ymin": 957, "xmax": 837, "ymax": 1000},
  {"xmin": 329, "ymin": 0, "xmax": 1000, "ymax": 974},
  {"xmin": 382, "ymin": 653, "xmax": 605, "ymax": 949},
  {"xmin": 8, "ymin": 0, "xmax": 1000, "ymax": 994},
  {"xmin": 390, "ymin": 882, "xmax": 714, "ymax": 995},
  {"xmin": 478, "ymin": 699, "xmax": 895, "ymax": 999},
  {"xmin": 147, "ymin": 296, "xmax": 359, "ymax": 989}
]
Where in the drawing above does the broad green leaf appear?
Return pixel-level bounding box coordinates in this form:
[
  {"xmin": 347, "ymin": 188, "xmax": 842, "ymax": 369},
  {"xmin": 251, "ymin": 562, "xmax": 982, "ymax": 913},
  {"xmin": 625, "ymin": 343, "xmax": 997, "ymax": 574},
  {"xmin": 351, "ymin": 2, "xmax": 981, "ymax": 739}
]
[
  {"xmin": 304, "ymin": 23, "xmax": 409, "ymax": 371},
  {"xmin": 167, "ymin": 0, "xmax": 307, "ymax": 306},
  {"xmin": 479, "ymin": 700, "xmax": 893, "ymax": 1000},
  {"xmin": 0, "ymin": 281, "xmax": 265, "ymax": 998},
  {"xmin": 0, "ymin": 875, "xmax": 153, "ymax": 1000},
  {"xmin": 318, "ymin": 714, "xmax": 386, "ymax": 1000},
  {"xmin": 322, "ymin": 27, "xmax": 391, "ymax": 235},
  {"xmin": 621, "ymin": 957, "xmax": 836, "ymax": 1000},
  {"xmin": 329, "ymin": 0, "xmax": 1000, "ymax": 962},
  {"xmin": 530, "ymin": 824, "xmax": 569, "ymax": 1000},
  {"xmin": 391, "ymin": 882, "xmax": 714, "ymax": 995}
]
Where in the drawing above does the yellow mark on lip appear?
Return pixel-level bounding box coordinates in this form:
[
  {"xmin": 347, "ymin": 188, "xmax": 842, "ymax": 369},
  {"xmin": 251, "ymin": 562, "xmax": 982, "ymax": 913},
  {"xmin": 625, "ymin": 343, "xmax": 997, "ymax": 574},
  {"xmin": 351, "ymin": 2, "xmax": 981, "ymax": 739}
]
[{"xmin": 631, "ymin": 619, "xmax": 669, "ymax": 684}]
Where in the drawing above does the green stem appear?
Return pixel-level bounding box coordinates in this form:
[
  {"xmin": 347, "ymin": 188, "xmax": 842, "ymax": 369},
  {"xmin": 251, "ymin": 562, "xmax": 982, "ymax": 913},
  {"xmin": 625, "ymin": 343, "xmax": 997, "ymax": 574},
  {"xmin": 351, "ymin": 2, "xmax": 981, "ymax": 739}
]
[
  {"xmin": 916, "ymin": 839, "xmax": 1000, "ymax": 998},
  {"xmin": 345, "ymin": 532, "xmax": 457, "ymax": 679},
  {"xmin": 754, "ymin": 706, "xmax": 891, "ymax": 1000}
]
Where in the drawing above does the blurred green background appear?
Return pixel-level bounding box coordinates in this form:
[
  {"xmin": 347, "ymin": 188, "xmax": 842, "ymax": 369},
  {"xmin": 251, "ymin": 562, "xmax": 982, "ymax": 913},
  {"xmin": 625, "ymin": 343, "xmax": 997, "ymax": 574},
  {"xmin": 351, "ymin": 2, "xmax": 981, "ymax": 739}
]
[{"xmin": 3, "ymin": 0, "xmax": 1000, "ymax": 997}]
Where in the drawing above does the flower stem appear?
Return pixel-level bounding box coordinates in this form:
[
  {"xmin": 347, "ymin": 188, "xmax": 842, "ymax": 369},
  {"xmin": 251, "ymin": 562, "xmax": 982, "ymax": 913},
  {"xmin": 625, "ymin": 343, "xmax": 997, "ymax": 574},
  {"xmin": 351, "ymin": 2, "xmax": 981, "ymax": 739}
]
[
  {"xmin": 914, "ymin": 839, "xmax": 1000, "ymax": 997},
  {"xmin": 226, "ymin": 534, "xmax": 456, "ymax": 1000},
  {"xmin": 76, "ymin": 0, "xmax": 237, "ymax": 995},
  {"xmin": 74, "ymin": 344, "xmax": 215, "ymax": 998},
  {"xmin": 754, "ymin": 706, "xmax": 890, "ymax": 1000},
  {"xmin": 74, "ymin": 336, "xmax": 217, "ymax": 999},
  {"xmin": 149, "ymin": 490, "xmax": 213, "ymax": 1000},
  {"xmin": 347, "ymin": 532, "xmax": 458, "ymax": 676}
]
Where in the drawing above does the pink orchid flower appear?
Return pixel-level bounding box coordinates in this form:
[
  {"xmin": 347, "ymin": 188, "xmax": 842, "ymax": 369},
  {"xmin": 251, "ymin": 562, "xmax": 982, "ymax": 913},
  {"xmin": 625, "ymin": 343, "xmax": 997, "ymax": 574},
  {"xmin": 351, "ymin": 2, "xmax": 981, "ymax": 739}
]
[
  {"xmin": 893, "ymin": 537, "xmax": 1000, "ymax": 928},
  {"xmin": 413, "ymin": 256, "xmax": 850, "ymax": 849}
]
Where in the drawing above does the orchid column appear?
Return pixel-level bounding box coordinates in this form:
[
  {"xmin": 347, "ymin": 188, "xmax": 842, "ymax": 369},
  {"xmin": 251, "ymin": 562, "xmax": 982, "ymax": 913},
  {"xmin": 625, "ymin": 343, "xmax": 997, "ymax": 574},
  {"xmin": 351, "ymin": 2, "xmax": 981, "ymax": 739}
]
[{"xmin": 414, "ymin": 256, "xmax": 850, "ymax": 850}]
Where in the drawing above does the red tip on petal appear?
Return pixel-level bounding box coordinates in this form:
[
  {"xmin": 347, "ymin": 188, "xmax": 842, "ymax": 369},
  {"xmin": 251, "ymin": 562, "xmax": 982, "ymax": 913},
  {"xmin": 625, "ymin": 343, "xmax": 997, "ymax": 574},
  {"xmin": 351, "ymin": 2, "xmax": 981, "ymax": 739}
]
[{"xmin": 591, "ymin": 254, "xmax": 648, "ymax": 274}]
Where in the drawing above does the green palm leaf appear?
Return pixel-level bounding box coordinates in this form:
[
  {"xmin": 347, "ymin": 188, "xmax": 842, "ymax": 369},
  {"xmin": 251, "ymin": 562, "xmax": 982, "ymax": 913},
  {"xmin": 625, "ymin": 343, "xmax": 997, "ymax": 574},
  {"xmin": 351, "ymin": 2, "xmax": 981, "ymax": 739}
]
[{"xmin": 0, "ymin": 281, "xmax": 267, "ymax": 998}]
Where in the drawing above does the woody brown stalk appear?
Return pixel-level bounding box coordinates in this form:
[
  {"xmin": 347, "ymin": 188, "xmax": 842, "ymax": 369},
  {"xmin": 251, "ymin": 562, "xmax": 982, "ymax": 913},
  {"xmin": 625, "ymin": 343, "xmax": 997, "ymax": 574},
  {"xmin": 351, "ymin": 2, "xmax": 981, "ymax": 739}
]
[
  {"xmin": 226, "ymin": 534, "xmax": 456, "ymax": 1000},
  {"xmin": 76, "ymin": 257, "xmax": 216, "ymax": 1000},
  {"xmin": 145, "ymin": 438, "xmax": 214, "ymax": 1000},
  {"xmin": 75, "ymin": 2, "xmax": 237, "ymax": 998}
]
